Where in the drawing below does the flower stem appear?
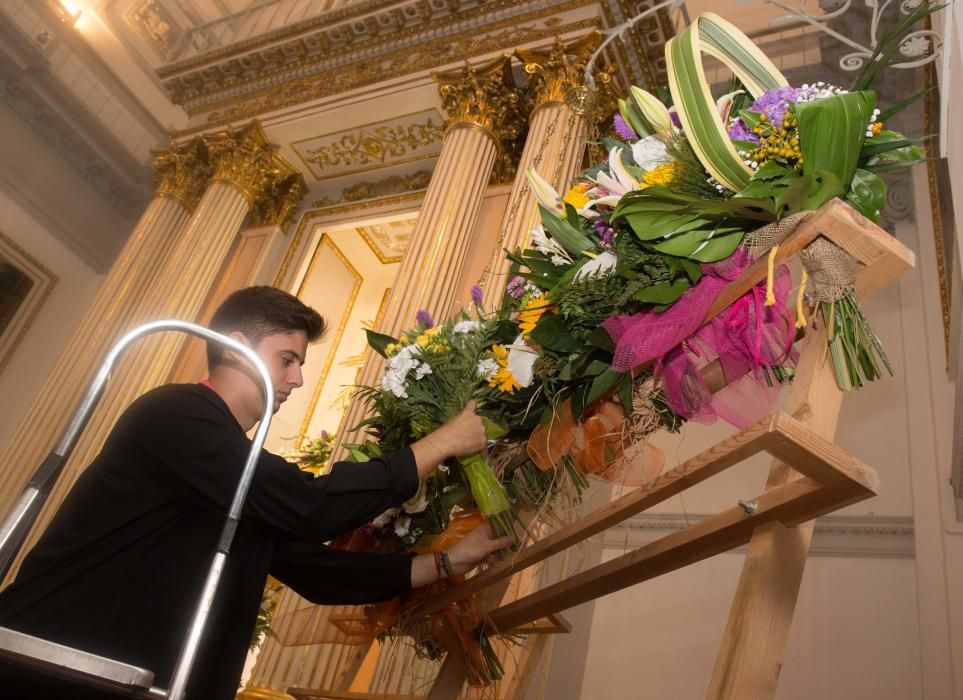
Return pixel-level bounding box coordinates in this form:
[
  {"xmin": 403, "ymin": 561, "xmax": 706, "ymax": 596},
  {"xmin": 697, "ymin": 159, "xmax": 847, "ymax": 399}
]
[{"xmin": 458, "ymin": 452, "xmax": 515, "ymax": 539}]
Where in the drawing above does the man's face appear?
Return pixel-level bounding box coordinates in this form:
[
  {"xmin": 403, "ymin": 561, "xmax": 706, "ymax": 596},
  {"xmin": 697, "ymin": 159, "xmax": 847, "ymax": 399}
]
[{"xmin": 253, "ymin": 330, "xmax": 308, "ymax": 412}]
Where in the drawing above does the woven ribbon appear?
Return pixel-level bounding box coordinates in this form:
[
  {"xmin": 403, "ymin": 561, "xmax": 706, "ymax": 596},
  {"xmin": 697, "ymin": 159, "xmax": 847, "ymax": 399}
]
[{"xmin": 745, "ymin": 210, "xmax": 857, "ymax": 303}]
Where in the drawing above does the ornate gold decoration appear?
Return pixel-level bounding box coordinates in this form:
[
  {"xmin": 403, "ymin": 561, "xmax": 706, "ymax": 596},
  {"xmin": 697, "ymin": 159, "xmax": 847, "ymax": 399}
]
[
  {"xmin": 127, "ymin": 0, "xmax": 184, "ymax": 62},
  {"xmin": 151, "ymin": 138, "xmax": 211, "ymax": 211},
  {"xmin": 298, "ymin": 115, "xmax": 444, "ymax": 176},
  {"xmin": 170, "ymin": 14, "xmax": 599, "ymax": 136},
  {"xmin": 203, "ymin": 121, "xmax": 299, "ymax": 210},
  {"xmin": 434, "ymin": 55, "xmax": 523, "ymax": 133},
  {"xmin": 342, "ymin": 171, "xmax": 432, "ymax": 202},
  {"xmin": 252, "ymin": 173, "xmax": 307, "ymax": 229},
  {"xmin": 356, "ymin": 219, "xmax": 415, "ymax": 263},
  {"xmin": 516, "ymin": 31, "xmax": 603, "ymax": 108},
  {"xmin": 433, "ymin": 55, "xmax": 530, "ymax": 184}
]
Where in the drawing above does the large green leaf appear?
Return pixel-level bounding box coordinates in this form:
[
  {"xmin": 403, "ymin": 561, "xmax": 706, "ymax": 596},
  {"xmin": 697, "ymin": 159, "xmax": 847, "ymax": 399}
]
[
  {"xmin": 635, "ymin": 278, "xmax": 690, "ymax": 304},
  {"xmin": 796, "ymin": 91, "xmax": 876, "ymax": 191},
  {"xmin": 845, "ymin": 168, "xmax": 887, "ymax": 221},
  {"xmin": 538, "ymin": 206, "xmax": 594, "ymax": 256},
  {"xmin": 528, "ymin": 314, "xmax": 582, "ymax": 353},
  {"xmin": 584, "ymin": 369, "xmax": 625, "ymax": 409},
  {"xmin": 651, "ymin": 226, "xmax": 744, "ymax": 262}
]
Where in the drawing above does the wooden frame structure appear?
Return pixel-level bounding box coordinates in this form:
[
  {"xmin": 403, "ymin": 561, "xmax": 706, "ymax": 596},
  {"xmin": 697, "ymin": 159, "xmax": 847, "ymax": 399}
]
[{"xmin": 287, "ymin": 199, "xmax": 915, "ymax": 700}]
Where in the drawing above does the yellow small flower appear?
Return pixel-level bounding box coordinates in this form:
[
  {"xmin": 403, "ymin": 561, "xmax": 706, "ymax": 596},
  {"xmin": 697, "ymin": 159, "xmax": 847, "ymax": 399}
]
[
  {"xmin": 385, "ymin": 343, "xmax": 400, "ymax": 357},
  {"xmin": 492, "ymin": 344, "xmax": 508, "ymax": 362},
  {"xmin": 871, "ymin": 121, "xmax": 883, "ymax": 136},
  {"xmin": 563, "ymin": 184, "xmax": 590, "ymax": 210},
  {"xmin": 416, "ymin": 334, "xmax": 431, "ymax": 347},
  {"xmin": 643, "ymin": 162, "xmax": 683, "ymax": 188}
]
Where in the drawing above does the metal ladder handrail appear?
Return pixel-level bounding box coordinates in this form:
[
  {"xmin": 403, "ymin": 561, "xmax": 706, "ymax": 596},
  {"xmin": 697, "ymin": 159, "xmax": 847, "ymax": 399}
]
[{"xmin": 0, "ymin": 320, "xmax": 276, "ymax": 700}]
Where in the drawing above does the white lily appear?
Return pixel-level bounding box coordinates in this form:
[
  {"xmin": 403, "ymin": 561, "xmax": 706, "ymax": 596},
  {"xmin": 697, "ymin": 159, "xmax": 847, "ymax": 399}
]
[
  {"xmin": 530, "ymin": 223, "xmax": 573, "ymax": 264},
  {"xmin": 574, "ymin": 250, "xmax": 618, "ymax": 281},
  {"xmin": 716, "ymin": 89, "xmax": 744, "ymax": 125},
  {"xmin": 631, "ymin": 86, "xmax": 675, "ymax": 138},
  {"xmin": 525, "ymin": 168, "xmax": 564, "ymax": 216},
  {"xmin": 506, "ymin": 334, "xmax": 538, "ymax": 388},
  {"xmin": 594, "ymin": 147, "xmax": 641, "ymax": 198}
]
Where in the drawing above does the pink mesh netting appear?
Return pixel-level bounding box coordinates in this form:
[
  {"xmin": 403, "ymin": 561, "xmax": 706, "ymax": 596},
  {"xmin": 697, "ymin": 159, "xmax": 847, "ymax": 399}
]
[{"xmin": 603, "ymin": 249, "xmax": 797, "ymax": 428}]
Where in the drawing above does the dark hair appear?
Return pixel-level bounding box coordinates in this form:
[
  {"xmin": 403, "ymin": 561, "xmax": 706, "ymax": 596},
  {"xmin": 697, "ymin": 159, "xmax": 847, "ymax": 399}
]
[{"xmin": 206, "ymin": 286, "xmax": 325, "ymax": 368}]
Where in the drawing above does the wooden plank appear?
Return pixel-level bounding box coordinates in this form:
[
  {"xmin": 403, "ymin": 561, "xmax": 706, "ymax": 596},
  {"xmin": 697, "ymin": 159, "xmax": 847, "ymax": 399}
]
[
  {"xmin": 488, "ymin": 477, "xmax": 839, "ymax": 631},
  {"xmin": 505, "ymin": 613, "xmax": 573, "ymax": 635},
  {"xmin": 502, "ymin": 635, "xmax": 550, "ymax": 700},
  {"xmin": 424, "ymin": 656, "xmax": 465, "ymax": 700},
  {"xmin": 707, "ymin": 314, "xmax": 843, "ymax": 699},
  {"xmin": 407, "ymin": 415, "xmax": 787, "ymax": 621}
]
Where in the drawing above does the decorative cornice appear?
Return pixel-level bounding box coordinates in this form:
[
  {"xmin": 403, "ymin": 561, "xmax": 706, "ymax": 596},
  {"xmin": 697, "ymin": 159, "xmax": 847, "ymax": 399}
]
[
  {"xmin": 605, "ymin": 513, "xmax": 916, "ymax": 558},
  {"xmin": 340, "ymin": 170, "xmax": 433, "ymax": 203},
  {"xmin": 167, "ymin": 12, "xmax": 601, "ymax": 133},
  {"xmin": 151, "ymin": 138, "xmax": 212, "ymax": 211}
]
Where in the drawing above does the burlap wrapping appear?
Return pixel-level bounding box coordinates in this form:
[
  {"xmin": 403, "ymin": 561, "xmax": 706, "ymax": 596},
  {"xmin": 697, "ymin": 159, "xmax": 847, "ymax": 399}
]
[{"xmin": 743, "ymin": 209, "xmax": 857, "ymax": 304}]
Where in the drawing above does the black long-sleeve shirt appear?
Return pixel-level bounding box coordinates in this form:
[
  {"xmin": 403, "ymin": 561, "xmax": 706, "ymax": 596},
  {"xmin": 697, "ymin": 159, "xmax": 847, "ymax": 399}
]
[{"xmin": 0, "ymin": 383, "xmax": 417, "ymax": 699}]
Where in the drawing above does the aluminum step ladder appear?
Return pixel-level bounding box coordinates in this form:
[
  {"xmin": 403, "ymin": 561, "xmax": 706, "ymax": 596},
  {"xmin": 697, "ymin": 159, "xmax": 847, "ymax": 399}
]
[{"xmin": 0, "ymin": 320, "xmax": 276, "ymax": 699}]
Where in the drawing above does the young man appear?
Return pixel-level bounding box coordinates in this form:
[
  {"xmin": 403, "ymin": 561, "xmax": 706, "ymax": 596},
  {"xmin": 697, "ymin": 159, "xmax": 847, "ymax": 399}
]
[{"xmin": 0, "ymin": 286, "xmax": 510, "ymax": 699}]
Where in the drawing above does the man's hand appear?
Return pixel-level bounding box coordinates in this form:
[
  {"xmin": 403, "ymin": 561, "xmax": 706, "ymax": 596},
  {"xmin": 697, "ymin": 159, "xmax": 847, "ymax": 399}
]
[
  {"xmin": 446, "ymin": 523, "xmax": 515, "ymax": 576},
  {"xmin": 426, "ymin": 400, "xmax": 488, "ymax": 460}
]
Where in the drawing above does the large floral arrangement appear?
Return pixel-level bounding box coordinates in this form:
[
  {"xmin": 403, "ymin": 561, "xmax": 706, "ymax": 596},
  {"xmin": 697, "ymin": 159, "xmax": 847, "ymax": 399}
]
[{"xmin": 307, "ymin": 7, "xmax": 935, "ymax": 686}]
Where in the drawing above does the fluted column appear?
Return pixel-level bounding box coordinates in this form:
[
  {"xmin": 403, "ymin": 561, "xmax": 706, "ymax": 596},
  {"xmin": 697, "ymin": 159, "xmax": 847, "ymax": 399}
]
[
  {"xmin": 0, "ymin": 139, "xmax": 209, "ymax": 519},
  {"xmin": 240, "ymin": 56, "xmax": 526, "ymax": 700},
  {"xmin": 7, "ymin": 121, "xmax": 304, "ymax": 577},
  {"xmin": 479, "ymin": 32, "xmax": 615, "ymax": 309}
]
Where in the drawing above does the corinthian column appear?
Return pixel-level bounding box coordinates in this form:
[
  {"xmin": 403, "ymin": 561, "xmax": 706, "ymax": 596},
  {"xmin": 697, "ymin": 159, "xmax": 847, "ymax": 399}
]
[
  {"xmin": 7, "ymin": 121, "xmax": 304, "ymax": 576},
  {"xmin": 0, "ymin": 139, "xmax": 208, "ymax": 519},
  {"xmin": 240, "ymin": 56, "xmax": 526, "ymax": 700},
  {"xmin": 480, "ymin": 32, "xmax": 615, "ymax": 308}
]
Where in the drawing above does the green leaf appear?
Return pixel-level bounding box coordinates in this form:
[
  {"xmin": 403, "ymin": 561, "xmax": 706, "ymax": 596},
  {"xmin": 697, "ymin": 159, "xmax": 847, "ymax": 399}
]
[
  {"xmin": 796, "ymin": 90, "xmax": 876, "ymax": 190},
  {"xmin": 651, "ymin": 226, "xmax": 744, "ymax": 262},
  {"xmin": 365, "ymin": 329, "xmax": 398, "ymax": 358},
  {"xmin": 585, "ymin": 369, "xmax": 625, "ymax": 407},
  {"xmin": 845, "ymin": 168, "xmax": 887, "ymax": 222},
  {"xmin": 482, "ymin": 417, "xmax": 508, "ymax": 440},
  {"xmin": 879, "ymin": 86, "xmax": 935, "ymax": 122},
  {"xmin": 678, "ymin": 258, "xmax": 703, "ymax": 283},
  {"xmin": 635, "ymin": 278, "xmax": 689, "ymax": 304},
  {"xmin": 528, "ymin": 314, "xmax": 582, "ymax": 353},
  {"xmin": 589, "ymin": 326, "xmax": 615, "ymax": 351},
  {"xmin": 539, "ymin": 206, "xmax": 594, "ymax": 256}
]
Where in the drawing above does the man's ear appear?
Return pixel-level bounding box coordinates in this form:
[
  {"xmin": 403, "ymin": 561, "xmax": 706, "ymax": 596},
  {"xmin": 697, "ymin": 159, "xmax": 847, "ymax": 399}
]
[{"xmin": 222, "ymin": 331, "xmax": 252, "ymax": 365}]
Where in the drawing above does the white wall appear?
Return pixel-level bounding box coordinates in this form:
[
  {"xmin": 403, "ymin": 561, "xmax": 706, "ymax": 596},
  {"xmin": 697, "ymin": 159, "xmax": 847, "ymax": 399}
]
[{"xmin": 0, "ymin": 188, "xmax": 103, "ymax": 449}]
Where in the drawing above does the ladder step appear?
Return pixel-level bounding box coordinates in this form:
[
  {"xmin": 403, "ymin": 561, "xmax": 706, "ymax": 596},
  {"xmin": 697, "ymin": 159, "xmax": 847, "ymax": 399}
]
[{"xmin": 0, "ymin": 627, "xmax": 157, "ymax": 697}]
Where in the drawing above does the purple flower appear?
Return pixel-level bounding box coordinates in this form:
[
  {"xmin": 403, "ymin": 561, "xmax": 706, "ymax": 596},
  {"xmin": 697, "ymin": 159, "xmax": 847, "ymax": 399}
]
[
  {"xmin": 506, "ymin": 276, "xmax": 526, "ymax": 299},
  {"xmin": 668, "ymin": 106, "xmax": 681, "ymax": 129},
  {"xmin": 613, "ymin": 114, "xmax": 637, "ymax": 141},
  {"xmin": 470, "ymin": 284, "xmax": 484, "ymax": 307},
  {"xmin": 593, "ymin": 219, "xmax": 615, "ymax": 248},
  {"xmin": 728, "ymin": 86, "xmax": 804, "ymax": 143},
  {"xmin": 415, "ymin": 309, "xmax": 434, "ymax": 328}
]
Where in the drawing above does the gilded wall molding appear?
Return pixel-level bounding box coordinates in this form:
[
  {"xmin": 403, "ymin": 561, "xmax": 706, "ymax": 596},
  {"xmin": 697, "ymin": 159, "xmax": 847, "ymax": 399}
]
[
  {"xmin": 340, "ymin": 170, "xmax": 433, "ymax": 203},
  {"xmin": 292, "ymin": 110, "xmax": 445, "ymax": 181}
]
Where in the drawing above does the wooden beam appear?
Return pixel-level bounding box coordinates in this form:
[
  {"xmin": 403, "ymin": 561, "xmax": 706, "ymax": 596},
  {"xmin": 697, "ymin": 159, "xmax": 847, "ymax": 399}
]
[
  {"xmin": 505, "ymin": 613, "xmax": 573, "ymax": 636},
  {"xmin": 407, "ymin": 415, "xmax": 788, "ymax": 621},
  {"xmin": 487, "ymin": 471, "xmax": 872, "ymax": 632}
]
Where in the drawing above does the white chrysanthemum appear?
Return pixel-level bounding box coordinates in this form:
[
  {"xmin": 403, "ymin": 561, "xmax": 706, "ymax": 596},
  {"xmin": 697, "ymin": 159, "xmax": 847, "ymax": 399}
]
[
  {"xmin": 414, "ymin": 362, "xmax": 432, "ymax": 380},
  {"xmin": 506, "ymin": 334, "xmax": 537, "ymax": 388},
  {"xmin": 372, "ymin": 507, "xmax": 400, "ymax": 528},
  {"xmin": 393, "ymin": 514, "xmax": 412, "ymax": 538},
  {"xmin": 476, "ymin": 357, "xmax": 499, "ymax": 380},
  {"xmin": 575, "ymin": 251, "xmax": 618, "ymax": 281},
  {"xmin": 631, "ymin": 135, "xmax": 671, "ymax": 172},
  {"xmin": 381, "ymin": 344, "xmax": 424, "ymax": 397}
]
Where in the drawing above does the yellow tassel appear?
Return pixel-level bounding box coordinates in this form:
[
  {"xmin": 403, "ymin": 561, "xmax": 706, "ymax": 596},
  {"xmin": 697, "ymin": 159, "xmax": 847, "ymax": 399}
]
[
  {"xmin": 765, "ymin": 245, "xmax": 779, "ymax": 306},
  {"xmin": 795, "ymin": 268, "xmax": 809, "ymax": 329}
]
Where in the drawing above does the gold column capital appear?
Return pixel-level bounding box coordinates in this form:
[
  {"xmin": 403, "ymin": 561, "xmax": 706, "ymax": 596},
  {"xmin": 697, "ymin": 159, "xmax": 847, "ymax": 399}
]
[
  {"xmin": 151, "ymin": 138, "xmax": 211, "ymax": 210},
  {"xmin": 204, "ymin": 120, "xmax": 292, "ymax": 209},
  {"xmin": 515, "ymin": 31, "xmax": 603, "ymax": 109},
  {"xmin": 251, "ymin": 172, "xmax": 307, "ymax": 229},
  {"xmin": 433, "ymin": 55, "xmax": 526, "ymax": 141}
]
